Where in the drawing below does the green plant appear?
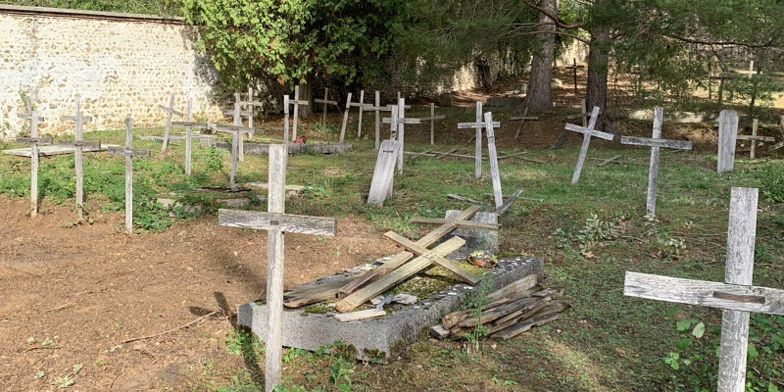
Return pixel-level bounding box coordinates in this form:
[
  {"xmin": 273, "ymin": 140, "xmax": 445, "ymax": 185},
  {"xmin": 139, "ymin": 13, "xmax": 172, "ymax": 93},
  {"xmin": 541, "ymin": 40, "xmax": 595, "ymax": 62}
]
[
  {"xmin": 225, "ymin": 329, "xmax": 264, "ymax": 360},
  {"xmin": 51, "ymin": 363, "xmax": 82, "ymax": 389},
  {"xmin": 756, "ymin": 161, "xmax": 784, "ymax": 203}
]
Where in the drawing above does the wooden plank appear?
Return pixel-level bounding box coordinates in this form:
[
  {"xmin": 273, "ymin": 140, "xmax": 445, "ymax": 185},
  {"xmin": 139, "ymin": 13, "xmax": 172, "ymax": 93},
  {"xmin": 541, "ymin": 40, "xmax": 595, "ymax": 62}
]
[
  {"xmin": 431, "ymin": 325, "xmax": 451, "ymax": 339},
  {"xmin": 484, "ymin": 112, "xmax": 503, "ymax": 209},
  {"xmin": 124, "ymin": 118, "xmax": 134, "ymax": 234},
  {"xmin": 435, "ymin": 148, "xmax": 459, "ymax": 160},
  {"xmin": 497, "ymin": 151, "xmax": 528, "ymax": 160},
  {"xmin": 718, "ymin": 110, "xmax": 739, "ymax": 173},
  {"xmin": 448, "ymin": 193, "xmax": 488, "ymax": 205},
  {"xmin": 597, "ymin": 155, "xmax": 621, "ymax": 166},
  {"xmin": 440, "ymin": 275, "xmax": 540, "ymax": 329},
  {"xmin": 408, "ymin": 217, "xmax": 500, "ymax": 230},
  {"xmin": 456, "ymin": 297, "xmax": 540, "ymax": 328},
  {"xmin": 367, "ymin": 140, "xmax": 401, "ymax": 207},
  {"xmin": 356, "ymin": 90, "xmax": 365, "ymax": 138},
  {"xmin": 569, "ymin": 106, "xmax": 602, "ymax": 185},
  {"xmin": 496, "ymin": 189, "xmax": 524, "ymax": 215},
  {"xmin": 339, "ymin": 93, "xmax": 353, "ymax": 144},
  {"xmin": 335, "ymin": 236, "xmax": 466, "ymax": 313},
  {"xmin": 620, "ymin": 136, "xmax": 692, "ymax": 150},
  {"xmin": 159, "ymin": 93, "xmax": 180, "ymax": 153},
  {"xmin": 57, "ymin": 140, "xmax": 102, "ymax": 149},
  {"xmin": 265, "ymin": 145, "xmax": 286, "ymax": 392},
  {"xmin": 334, "ymin": 309, "xmax": 386, "ymax": 322},
  {"xmin": 383, "ymin": 231, "xmax": 480, "ymax": 285},
  {"xmin": 218, "ymin": 210, "xmax": 338, "ymax": 236},
  {"xmin": 16, "ymin": 136, "xmax": 52, "ymax": 145},
  {"xmin": 564, "ymin": 124, "xmax": 614, "ymax": 141},
  {"xmin": 647, "ymin": 108, "xmax": 663, "ymax": 217},
  {"xmin": 184, "ymin": 100, "xmax": 193, "ymax": 176},
  {"xmin": 490, "ymin": 304, "xmax": 566, "ymax": 340},
  {"xmin": 283, "ymin": 274, "xmax": 358, "ymax": 308}
]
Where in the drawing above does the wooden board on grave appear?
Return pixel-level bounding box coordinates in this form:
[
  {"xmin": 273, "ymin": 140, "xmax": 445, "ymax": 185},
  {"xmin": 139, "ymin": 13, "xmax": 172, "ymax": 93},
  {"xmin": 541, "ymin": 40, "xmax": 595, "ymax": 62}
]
[
  {"xmin": 2, "ymin": 144, "xmax": 102, "ymax": 157},
  {"xmin": 367, "ymin": 140, "xmax": 401, "ymax": 207}
]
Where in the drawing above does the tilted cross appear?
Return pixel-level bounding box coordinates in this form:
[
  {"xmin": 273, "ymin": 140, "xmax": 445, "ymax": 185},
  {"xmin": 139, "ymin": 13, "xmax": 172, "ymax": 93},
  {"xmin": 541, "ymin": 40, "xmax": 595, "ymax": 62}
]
[
  {"xmin": 718, "ymin": 110, "xmax": 740, "ymax": 173},
  {"xmin": 338, "ymin": 92, "xmax": 354, "ymax": 144},
  {"xmin": 219, "ymin": 144, "xmax": 337, "ymax": 392},
  {"xmin": 210, "ymin": 122, "xmax": 255, "ymax": 188},
  {"xmin": 158, "ymin": 92, "xmax": 183, "ymax": 153},
  {"xmin": 625, "ymin": 187, "xmax": 784, "ymax": 392},
  {"xmin": 564, "ymin": 106, "xmax": 614, "ymax": 185},
  {"xmin": 367, "ymin": 138, "xmax": 402, "ymax": 207},
  {"xmin": 107, "ymin": 118, "xmax": 151, "ymax": 234},
  {"xmin": 60, "ymin": 96, "xmax": 93, "ymax": 220},
  {"xmin": 313, "ymin": 87, "xmax": 338, "ymax": 123},
  {"xmin": 16, "ymin": 95, "xmax": 48, "ymax": 217},
  {"xmin": 382, "ymin": 98, "xmax": 420, "ymax": 173},
  {"xmin": 361, "ymin": 91, "xmax": 393, "ymax": 150},
  {"xmin": 483, "ymin": 112, "xmax": 504, "ymax": 209},
  {"xmin": 510, "ymin": 107, "xmax": 539, "ymax": 140},
  {"xmin": 288, "ymin": 85, "xmax": 309, "ymax": 142},
  {"xmin": 620, "ymin": 107, "xmax": 692, "ymax": 217},
  {"xmin": 736, "ymin": 119, "xmax": 775, "ymax": 160},
  {"xmin": 457, "ymin": 101, "xmax": 499, "ymax": 179}
]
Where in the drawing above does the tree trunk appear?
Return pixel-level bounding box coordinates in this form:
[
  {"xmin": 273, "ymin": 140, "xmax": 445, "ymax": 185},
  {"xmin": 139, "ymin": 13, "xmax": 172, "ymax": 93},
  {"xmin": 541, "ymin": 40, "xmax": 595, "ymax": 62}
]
[
  {"xmin": 586, "ymin": 27, "xmax": 610, "ymax": 131},
  {"xmin": 526, "ymin": 0, "xmax": 557, "ymax": 114}
]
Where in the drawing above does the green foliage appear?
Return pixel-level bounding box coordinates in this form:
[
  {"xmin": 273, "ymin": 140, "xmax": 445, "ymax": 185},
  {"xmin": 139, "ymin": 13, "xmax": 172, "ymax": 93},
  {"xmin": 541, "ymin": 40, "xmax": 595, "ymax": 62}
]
[
  {"xmin": 665, "ymin": 316, "xmax": 784, "ymax": 392},
  {"xmin": 225, "ymin": 329, "xmax": 265, "ymax": 361},
  {"xmin": 182, "ymin": 0, "xmax": 405, "ymax": 90},
  {"xmin": 756, "ymin": 161, "xmax": 784, "ymax": 203},
  {"xmin": 273, "ymin": 341, "xmax": 359, "ymax": 392}
]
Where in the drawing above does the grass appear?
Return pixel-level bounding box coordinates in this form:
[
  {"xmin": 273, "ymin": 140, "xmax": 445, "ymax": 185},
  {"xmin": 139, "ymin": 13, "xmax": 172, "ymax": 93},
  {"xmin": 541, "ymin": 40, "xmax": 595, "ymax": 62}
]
[{"xmin": 1, "ymin": 118, "xmax": 782, "ymax": 391}]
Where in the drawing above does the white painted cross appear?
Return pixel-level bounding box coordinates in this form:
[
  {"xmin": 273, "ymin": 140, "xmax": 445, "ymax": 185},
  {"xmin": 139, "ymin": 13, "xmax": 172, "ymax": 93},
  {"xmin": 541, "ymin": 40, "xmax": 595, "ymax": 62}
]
[
  {"xmin": 718, "ymin": 110, "xmax": 739, "ymax": 173},
  {"xmin": 288, "ymin": 85, "xmax": 309, "ymax": 142},
  {"xmin": 107, "ymin": 118, "xmax": 151, "ymax": 234},
  {"xmin": 171, "ymin": 99, "xmax": 204, "ymax": 176},
  {"xmin": 210, "ymin": 122, "xmax": 255, "ymax": 188},
  {"xmin": 382, "ymin": 98, "xmax": 421, "ymax": 173},
  {"xmin": 218, "ymin": 144, "xmax": 337, "ymax": 392},
  {"xmin": 419, "ymin": 103, "xmax": 446, "ymax": 145},
  {"xmin": 16, "ymin": 96, "xmax": 49, "ymax": 217},
  {"xmin": 564, "ymin": 106, "xmax": 614, "ymax": 185},
  {"xmin": 620, "ymin": 107, "xmax": 692, "ymax": 217},
  {"xmin": 313, "ymin": 87, "xmax": 338, "ymax": 123},
  {"xmin": 511, "ymin": 107, "xmax": 539, "ymax": 139},
  {"xmin": 625, "ymin": 187, "xmax": 784, "ymax": 392},
  {"xmin": 60, "ymin": 95, "xmax": 93, "ymax": 220},
  {"xmin": 737, "ymin": 119, "xmax": 775, "ymax": 160},
  {"xmin": 158, "ymin": 92, "xmax": 184, "ymax": 153},
  {"xmin": 457, "ymin": 101, "xmax": 499, "ymax": 179},
  {"xmin": 483, "ymin": 112, "xmax": 504, "ymax": 209},
  {"xmin": 361, "ymin": 91, "xmax": 393, "ymax": 150}
]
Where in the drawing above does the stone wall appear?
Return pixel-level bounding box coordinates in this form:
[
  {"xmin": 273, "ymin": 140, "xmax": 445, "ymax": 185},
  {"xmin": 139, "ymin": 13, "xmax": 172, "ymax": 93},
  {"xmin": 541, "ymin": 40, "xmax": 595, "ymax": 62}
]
[{"xmin": 0, "ymin": 5, "xmax": 224, "ymax": 140}]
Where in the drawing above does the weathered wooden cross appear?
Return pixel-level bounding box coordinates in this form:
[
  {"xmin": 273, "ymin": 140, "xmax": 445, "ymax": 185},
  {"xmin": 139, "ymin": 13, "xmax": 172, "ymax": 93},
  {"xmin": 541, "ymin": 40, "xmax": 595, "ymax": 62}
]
[
  {"xmin": 223, "ymin": 93, "xmax": 249, "ymax": 162},
  {"xmin": 483, "ymin": 112, "xmax": 505, "ymax": 209},
  {"xmin": 219, "ymin": 144, "xmax": 338, "ymax": 392},
  {"xmin": 171, "ymin": 99, "xmax": 204, "ymax": 176},
  {"xmin": 510, "ymin": 107, "xmax": 539, "ymax": 139},
  {"xmin": 211, "ymin": 122, "xmax": 255, "ymax": 188},
  {"xmin": 737, "ymin": 119, "xmax": 775, "ymax": 160},
  {"xmin": 313, "ymin": 87, "xmax": 338, "ymax": 123},
  {"xmin": 564, "ymin": 58, "xmax": 585, "ymax": 95},
  {"xmin": 158, "ymin": 92, "xmax": 183, "ymax": 153},
  {"xmin": 564, "ymin": 106, "xmax": 614, "ymax": 185},
  {"xmin": 355, "ymin": 90, "xmax": 367, "ymax": 138},
  {"xmin": 16, "ymin": 96, "xmax": 49, "ymax": 217},
  {"xmin": 382, "ymin": 98, "xmax": 421, "ymax": 173},
  {"xmin": 241, "ymin": 87, "xmax": 265, "ymax": 139},
  {"xmin": 419, "ymin": 103, "xmax": 446, "ymax": 145},
  {"xmin": 107, "ymin": 118, "xmax": 151, "ymax": 234},
  {"xmin": 718, "ymin": 110, "xmax": 739, "ymax": 173},
  {"xmin": 60, "ymin": 96, "xmax": 93, "ymax": 220},
  {"xmin": 565, "ymin": 99, "xmax": 589, "ymax": 128},
  {"xmin": 338, "ymin": 92, "xmax": 354, "ymax": 144},
  {"xmin": 620, "ymin": 107, "xmax": 693, "ymax": 217},
  {"xmin": 361, "ymin": 91, "xmax": 393, "ymax": 150},
  {"xmin": 625, "ymin": 187, "xmax": 784, "ymax": 392},
  {"xmin": 457, "ymin": 101, "xmax": 499, "ymax": 179},
  {"xmin": 288, "ymin": 85, "xmax": 309, "ymax": 142}
]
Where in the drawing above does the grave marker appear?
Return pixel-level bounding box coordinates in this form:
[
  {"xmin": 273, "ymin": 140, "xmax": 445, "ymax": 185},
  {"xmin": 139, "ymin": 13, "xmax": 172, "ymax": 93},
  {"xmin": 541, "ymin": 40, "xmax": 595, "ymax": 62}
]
[
  {"xmin": 564, "ymin": 58, "xmax": 585, "ymax": 95},
  {"xmin": 382, "ymin": 98, "xmax": 421, "ymax": 173},
  {"xmin": 16, "ymin": 96, "xmax": 48, "ymax": 217},
  {"xmin": 718, "ymin": 110, "xmax": 739, "ymax": 173},
  {"xmin": 625, "ymin": 187, "xmax": 784, "ymax": 392},
  {"xmin": 283, "ymin": 95, "xmax": 291, "ymax": 144},
  {"xmin": 211, "ymin": 123, "xmax": 255, "ymax": 188},
  {"xmin": 338, "ymin": 93, "xmax": 353, "ymax": 144},
  {"xmin": 158, "ymin": 92, "xmax": 183, "ymax": 153},
  {"xmin": 289, "ymin": 85, "xmax": 309, "ymax": 142},
  {"xmin": 458, "ymin": 101, "xmax": 500, "ymax": 179},
  {"xmin": 736, "ymin": 119, "xmax": 775, "ymax": 159},
  {"xmin": 510, "ymin": 107, "xmax": 539, "ymax": 139},
  {"xmin": 171, "ymin": 100, "xmax": 205, "ymax": 176},
  {"xmin": 361, "ymin": 91, "xmax": 392, "ymax": 149},
  {"xmin": 483, "ymin": 112, "xmax": 505, "ymax": 209},
  {"xmin": 313, "ymin": 87, "xmax": 338, "ymax": 123},
  {"xmin": 356, "ymin": 90, "xmax": 365, "ymax": 138},
  {"xmin": 367, "ymin": 138, "xmax": 402, "ymax": 207},
  {"xmin": 564, "ymin": 106, "xmax": 614, "ymax": 185},
  {"xmin": 620, "ymin": 107, "xmax": 693, "ymax": 217},
  {"xmin": 219, "ymin": 144, "xmax": 337, "ymax": 392},
  {"xmin": 60, "ymin": 96, "xmax": 93, "ymax": 220},
  {"xmin": 419, "ymin": 103, "xmax": 446, "ymax": 145},
  {"xmin": 107, "ymin": 118, "xmax": 151, "ymax": 234},
  {"xmin": 242, "ymin": 87, "xmax": 265, "ymax": 139}
]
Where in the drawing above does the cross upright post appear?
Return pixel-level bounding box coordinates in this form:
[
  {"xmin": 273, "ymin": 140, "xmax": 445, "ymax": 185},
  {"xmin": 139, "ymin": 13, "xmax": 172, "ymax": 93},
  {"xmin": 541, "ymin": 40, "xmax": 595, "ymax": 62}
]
[
  {"xmin": 737, "ymin": 119, "xmax": 775, "ymax": 159},
  {"xmin": 382, "ymin": 98, "xmax": 421, "ymax": 173},
  {"xmin": 61, "ymin": 96, "xmax": 93, "ymax": 221},
  {"xmin": 219, "ymin": 144, "xmax": 338, "ymax": 392},
  {"xmin": 457, "ymin": 101, "xmax": 488, "ymax": 179},
  {"xmin": 172, "ymin": 99, "xmax": 209, "ymax": 176},
  {"xmin": 620, "ymin": 107, "xmax": 693, "ymax": 217},
  {"xmin": 313, "ymin": 87, "xmax": 338, "ymax": 123},
  {"xmin": 356, "ymin": 90, "xmax": 365, "ymax": 138},
  {"xmin": 564, "ymin": 58, "xmax": 585, "ymax": 95},
  {"xmin": 339, "ymin": 93, "xmax": 353, "ymax": 144},
  {"xmin": 483, "ymin": 112, "xmax": 504, "ymax": 209},
  {"xmin": 718, "ymin": 110, "xmax": 740, "ymax": 173},
  {"xmin": 211, "ymin": 123, "xmax": 255, "ymax": 188},
  {"xmin": 158, "ymin": 92, "xmax": 183, "ymax": 153},
  {"xmin": 416, "ymin": 103, "xmax": 446, "ymax": 145},
  {"xmin": 107, "ymin": 118, "xmax": 151, "ymax": 234},
  {"xmin": 242, "ymin": 87, "xmax": 265, "ymax": 139},
  {"xmin": 16, "ymin": 95, "xmax": 49, "ymax": 217},
  {"xmin": 362, "ymin": 91, "xmax": 393, "ymax": 150},
  {"xmin": 564, "ymin": 106, "xmax": 614, "ymax": 185},
  {"xmin": 510, "ymin": 107, "xmax": 539, "ymax": 139},
  {"xmin": 624, "ymin": 187, "xmax": 784, "ymax": 392},
  {"xmin": 283, "ymin": 95, "xmax": 291, "ymax": 145},
  {"xmin": 289, "ymin": 85, "xmax": 309, "ymax": 142}
]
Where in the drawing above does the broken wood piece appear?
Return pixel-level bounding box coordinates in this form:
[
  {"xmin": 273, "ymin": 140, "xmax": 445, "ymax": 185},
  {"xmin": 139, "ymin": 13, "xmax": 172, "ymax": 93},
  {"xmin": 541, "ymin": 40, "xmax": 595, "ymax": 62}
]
[
  {"xmin": 441, "ymin": 297, "xmax": 513, "ymax": 330},
  {"xmin": 335, "ymin": 236, "xmax": 466, "ymax": 313},
  {"xmin": 435, "ymin": 148, "xmax": 460, "ymax": 160},
  {"xmin": 383, "ymin": 231, "xmax": 480, "ymax": 285},
  {"xmin": 491, "ymin": 297, "xmax": 552, "ymax": 330},
  {"xmin": 456, "ymin": 296, "xmax": 541, "ymax": 328},
  {"xmin": 495, "ymin": 189, "xmax": 524, "ymax": 215},
  {"xmin": 497, "ymin": 151, "xmax": 528, "ymax": 160},
  {"xmin": 334, "ymin": 309, "xmax": 386, "ymax": 322},
  {"xmin": 283, "ymin": 275, "xmax": 358, "ymax": 308},
  {"xmin": 597, "ymin": 155, "xmax": 622, "ymax": 166},
  {"xmin": 490, "ymin": 301, "xmax": 570, "ymax": 340},
  {"xmin": 408, "ymin": 217, "xmax": 500, "ymax": 231},
  {"xmin": 440, "ymin": 275, "xmax": 540, "ymax": 329},
  {"xmin": 447, "ymin": 194, "xmax": 488, "ymax": 205}
]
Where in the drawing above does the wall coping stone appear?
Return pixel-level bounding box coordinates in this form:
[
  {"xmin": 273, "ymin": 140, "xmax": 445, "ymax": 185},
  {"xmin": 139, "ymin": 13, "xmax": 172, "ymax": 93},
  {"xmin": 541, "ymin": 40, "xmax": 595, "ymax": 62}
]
[{"xmin": 0, "ymin": 4, "xmax": 184, "ymax": 24}]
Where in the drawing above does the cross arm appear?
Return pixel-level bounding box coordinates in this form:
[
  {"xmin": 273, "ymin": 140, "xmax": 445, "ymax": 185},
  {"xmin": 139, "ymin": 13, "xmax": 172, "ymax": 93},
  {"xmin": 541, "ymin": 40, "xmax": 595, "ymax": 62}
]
[
  {"xmin": 106, "ymin": 146, "xmax": 152, "ymax": 158},
  {"xmin": 510, "ymin": 116, "xmax": 539, "ymax": 121},
  {"xmin": 210, "ymin": 123, "xmax": 255, "ymax": 134},
  {"xmin": 564, "ymin": 123, "xmax": 614, "ymax": 141},
  {"xmin": 171, "ymin": 121, "xmax": 209, "ymax": 128},
  {"xmin": 382, "ymin": 117, "xmax": 422, "ymax": 125},
  {"xmin": 624, "ymin": 272, "xmax": 784, "ymax": 316},
  {"xmin": 16, "ymin": 136, "xmax": 53, "ymax": 144},
  {"xmin": 61, "ymin": 115, "xmax": 93, "ymax": 123},
  {"xmin": 158, "ymin": 105, "xmax": 184, "ymax": 117},
  {"xmin": 620, "ymin": 136, "xmax": 692, "ymax": 150},
  {"xmin": 313, "ymin": 99, "xmax": 338, "ymax": 105},
  {"xmin": 363, "ymin": 106, "xmax": 393, "ymax": 113},
  {"xmin": 457, "ymin": 121, "xmax": 500, "ymax": 129},
  {"xmin": 737, "ymin": 134, "xmax": 776, "ymax": 142},
  {"xmin": 419, "ymin": 115, "xmax": 446, "ymax": 121},
  {"xmin": 289, "ymin": 99, "xmax": 309, "ymax": 106},
  {"xmin": 218, "ymin": 209, "xmax": 337, "ymax": 236},
  {"xmin": 17, "ymin": 113, "xmax": 45, "ymax": 121}
]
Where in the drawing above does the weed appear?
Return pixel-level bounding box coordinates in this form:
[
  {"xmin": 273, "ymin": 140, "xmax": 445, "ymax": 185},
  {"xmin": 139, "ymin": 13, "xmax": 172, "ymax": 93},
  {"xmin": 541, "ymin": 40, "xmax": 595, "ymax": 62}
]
[
  {"xmin": 756, "ymin": 161, "xmax": 784, "ymax": 202},
  {"xmin": 225, "ymin": 329, "xmax": 264, "ymax": 360}
]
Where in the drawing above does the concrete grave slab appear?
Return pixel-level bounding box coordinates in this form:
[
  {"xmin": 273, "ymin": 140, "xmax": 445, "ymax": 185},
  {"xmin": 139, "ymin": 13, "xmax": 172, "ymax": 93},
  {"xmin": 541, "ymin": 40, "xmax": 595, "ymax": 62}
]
[{"xmin": 237, "ymin": 255, "xmax": 543, "ymax": 361}]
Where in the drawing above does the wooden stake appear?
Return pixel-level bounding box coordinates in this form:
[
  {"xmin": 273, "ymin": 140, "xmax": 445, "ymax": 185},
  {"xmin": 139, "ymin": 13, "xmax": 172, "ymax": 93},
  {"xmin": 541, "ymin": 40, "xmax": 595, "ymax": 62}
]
[
  {"xmin": 484, "ymin": 112, "xmax": 504, "ymax": 209},
  {"xmin": 718, "ymin": 110, "xmax": 739, "ymax": 173}
]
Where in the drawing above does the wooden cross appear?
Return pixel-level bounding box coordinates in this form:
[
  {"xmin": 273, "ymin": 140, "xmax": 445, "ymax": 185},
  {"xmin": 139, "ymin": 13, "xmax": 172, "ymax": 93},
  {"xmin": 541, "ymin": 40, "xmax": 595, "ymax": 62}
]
[
  {"xmin": 737, "ymin": 119, "xmax": 775, "ymax": 160},
  {"xmin": 564, "ymin": 58, "xmax": 585, "ymax": 95},
  {"xmin": 483, "ymin": 112, "xmax": 505, "ymax": 209},
  {"xmin": 107, "ymin": 118, "xmax": 151, "ymax": 234},
  {"xmin": 625, "ymin": 187, "xmax": 784, "ymax": 392},
  {"xmin": 223, "ymin": 93, "xmax": 249, "ymax": 162},
  {"xmin": 210, "ymin": 122, "xmax": 255, "ymax": 188},
  {"xmin": 171, "ymin": 100, "xmax": 205, "ymax": 176},
  {"xmin": 361, "ymin": 91, "xmax": 393, "ymax": 150},
  {"xmin": 313, "ymin": 87, "xmax": 338, "ymax": 123},
  {"xmin": 718, "ymin": 110, "xmax": 739, "ymax": 173},
  {"xmin": 367, "ymin": 138, "xmax": 402, "ymax": 207},
  {"xmin": 736, "ymin": 60, "xmax": 756, "ymax": 79},
  {"xmin": 565, "ymin": 99, "xmax": 589, "ymax": 128},
  {"xmin": 382, "ymin": 98, "xmax": 421, "ymax": 173},
  {"xmin": 219, "ymin": 144, "xmax": 337, "ymax": 392},
  {"xmin": 158, "ymin": 92, "xmax": 183, "ymax": 153},
  {"xmin": 242, "ymin": 87, "xmax": 265, "ymax": 138},
  {"xmin": 418, "ymin": 103, "xmax": 446, "ymax": 145},
  {"xmin": 510, "ymin": 107, "xmax": 539, "ymax": 139},
  {"xmin": 564, "ymin": 106, "xmax": 614, "ymax": 185},
  {"xmin": 60, "ymin": 96, "xmax": 93, "ymax": 220},
  {"xmin": 620, "ymin": 107, "xmax": 693, "ymax": 217},
  {"xmin": 16, "ymin": 96, "xmax": 48, "ymax": 217},
  {"xmin": 457, "ymin": 101, "xmax": 499, "ymax": 179},
  {"xmin": 288, "ymin": 85, "xmax": 309, "ymax": 142}
]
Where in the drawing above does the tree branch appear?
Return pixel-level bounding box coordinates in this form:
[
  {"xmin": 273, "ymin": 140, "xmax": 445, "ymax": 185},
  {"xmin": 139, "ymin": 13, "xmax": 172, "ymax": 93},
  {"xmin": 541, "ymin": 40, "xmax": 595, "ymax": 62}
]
[{"xmin": 520, "ymin": 0, "xmax": 582, "ymax": 30}]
